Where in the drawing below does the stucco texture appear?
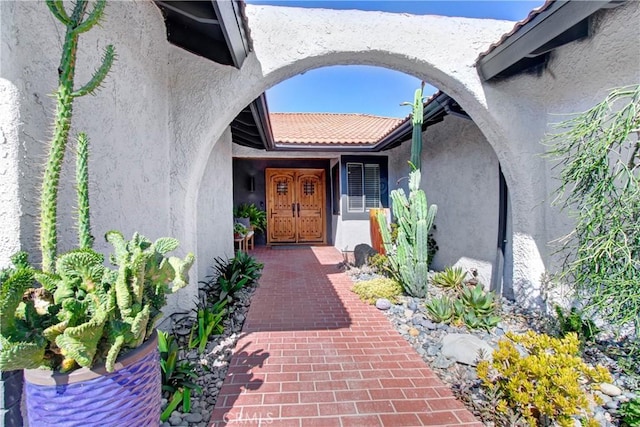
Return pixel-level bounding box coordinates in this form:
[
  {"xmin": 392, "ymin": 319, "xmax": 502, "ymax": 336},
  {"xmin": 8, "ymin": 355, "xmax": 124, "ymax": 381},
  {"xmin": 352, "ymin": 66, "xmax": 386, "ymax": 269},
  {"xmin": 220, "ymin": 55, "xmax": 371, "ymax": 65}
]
[
  {"xmin": 1, "ymin": 1, "xmax": 171, "ymax": 262},
  {"xmin": 1, "ymin": 0, "xmax": 639, "ymax": 317}
]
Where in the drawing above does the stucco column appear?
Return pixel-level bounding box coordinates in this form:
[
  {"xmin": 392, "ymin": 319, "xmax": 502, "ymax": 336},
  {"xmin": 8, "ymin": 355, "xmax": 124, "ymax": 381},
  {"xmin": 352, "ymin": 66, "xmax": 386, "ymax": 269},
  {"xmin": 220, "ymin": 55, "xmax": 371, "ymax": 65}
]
[{"xmin": 0, "ymin": 79, "xmax": 25, "ymax": 427}]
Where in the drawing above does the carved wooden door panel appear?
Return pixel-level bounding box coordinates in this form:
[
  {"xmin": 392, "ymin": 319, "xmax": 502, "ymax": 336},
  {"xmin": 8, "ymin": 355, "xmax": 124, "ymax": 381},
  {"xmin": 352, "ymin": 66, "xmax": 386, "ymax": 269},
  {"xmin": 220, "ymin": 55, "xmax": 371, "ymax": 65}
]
[
  {"xmin": 266, "ymin": 169, "xmax": 296, "ymax": 244},
  {"xmin": 296, "ymin": 170, "xmax": 325, "ymax": 243},
  {"xmin": 266, "ymin": 168, "xmax": 326, "ymax": 245}
]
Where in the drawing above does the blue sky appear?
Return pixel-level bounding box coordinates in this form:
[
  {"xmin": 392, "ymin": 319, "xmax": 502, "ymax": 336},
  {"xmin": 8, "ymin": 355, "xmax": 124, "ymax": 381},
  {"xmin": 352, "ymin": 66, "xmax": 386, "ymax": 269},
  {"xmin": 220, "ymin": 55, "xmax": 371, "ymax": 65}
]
[{"xmin": 249, "ymin": 1, "xmax": 545, "ymax": 118}]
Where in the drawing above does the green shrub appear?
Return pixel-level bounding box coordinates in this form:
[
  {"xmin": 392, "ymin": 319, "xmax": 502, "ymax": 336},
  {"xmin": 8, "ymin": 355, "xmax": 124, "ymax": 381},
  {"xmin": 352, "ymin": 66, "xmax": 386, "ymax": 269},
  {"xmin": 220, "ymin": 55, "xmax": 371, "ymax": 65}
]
[
  {"xmin": 233, "ymin": 203, "xmax": 267, "ymax": 233},
  {"xmin": 431, "ymin": 266, "xmax": 466, "ymax": 291},
  {"xmin": 555, "ymin": 305, "xmax": 599, "ymax": 343},
  {"xmin": 620, "ymin": 397, "xmax": 640, "ymax": 427},
  {"xmin": 477, "ymin": 331, "xmax": 612, "ymax": 427},
  {"xmin": 202, "ymin": 253, "xmax": 263, "ymax": 302},
  {"xmin": 352, "ymin": 278, "xmax": 402, "ymax": 304},
  {"xmin": 368, "ymin": 254, "xmax": 394, "ymax": 278},
  {"xmin": 188, "ymin": 299, "xmax": 227, "ymax": 353},
  {"xmin": 545, "ymin": 86, "xmax": 640, "ymax": 331}
]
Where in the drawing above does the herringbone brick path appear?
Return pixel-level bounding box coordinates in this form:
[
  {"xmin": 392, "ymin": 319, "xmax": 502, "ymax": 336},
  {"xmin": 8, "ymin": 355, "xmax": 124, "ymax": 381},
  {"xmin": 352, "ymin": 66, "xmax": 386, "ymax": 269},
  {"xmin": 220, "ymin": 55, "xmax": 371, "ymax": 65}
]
[{"xmin": 209, "ymin": 246, "xmax": 480, "ymax": 427}]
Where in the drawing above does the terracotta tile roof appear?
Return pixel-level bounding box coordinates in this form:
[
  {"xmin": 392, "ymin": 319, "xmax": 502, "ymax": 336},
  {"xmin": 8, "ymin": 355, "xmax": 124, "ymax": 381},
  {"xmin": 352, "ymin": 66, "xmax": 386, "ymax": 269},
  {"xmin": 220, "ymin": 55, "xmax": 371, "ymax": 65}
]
[
  {"xmin": 270, "ymin": 113, "xmax": 406, "ymax": 146},
  {"xmin": 476, "ymin": 0, "xmax": 554, "ymax": 61}
]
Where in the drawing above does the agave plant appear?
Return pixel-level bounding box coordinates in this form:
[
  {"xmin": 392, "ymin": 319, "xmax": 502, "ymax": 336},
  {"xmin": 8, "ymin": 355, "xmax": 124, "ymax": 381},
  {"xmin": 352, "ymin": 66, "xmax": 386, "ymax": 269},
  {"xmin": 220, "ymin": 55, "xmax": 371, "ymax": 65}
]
[
  {"xmin": 460, "ymin": 283, "xmax": 497, "ymax": 315},
  {"xmin": 426, "ymin": 296, "xmax": 454, "ymax": 323},
  {"xmin": 431, "ymin": 266, "xmax": 467, "ymax": 291},
  {"xmin": 457, "ymin": 284, "xmax": 501, "ymax": 331}
]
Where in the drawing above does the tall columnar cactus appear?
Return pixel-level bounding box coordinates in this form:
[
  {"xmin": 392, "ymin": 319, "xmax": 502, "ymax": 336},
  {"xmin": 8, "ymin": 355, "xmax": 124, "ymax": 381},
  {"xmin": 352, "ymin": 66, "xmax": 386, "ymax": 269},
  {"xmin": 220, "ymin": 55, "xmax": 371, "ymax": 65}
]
[
  {"xmin": 377, "ymin": 170, "xmax": 437, "ymax": 298},
  {"xmin": 402, "ymin": 82, "xmax": 425, "ymax": 171},
  {"xmin": 40, "ymin": 0, "xmax": 115, "ymax": 273}
]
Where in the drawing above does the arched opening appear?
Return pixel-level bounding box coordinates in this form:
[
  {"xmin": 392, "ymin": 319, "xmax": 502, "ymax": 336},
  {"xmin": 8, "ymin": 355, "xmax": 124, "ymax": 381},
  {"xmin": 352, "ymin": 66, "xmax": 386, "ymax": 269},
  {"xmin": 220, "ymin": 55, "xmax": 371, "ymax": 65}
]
[
  {"xmin": 173, "ymin": 6, "xmax": 548, "ymax": 313},
  {"xmin": 190, "ymin": 60, "xmax": 534, "ymax": 306}
]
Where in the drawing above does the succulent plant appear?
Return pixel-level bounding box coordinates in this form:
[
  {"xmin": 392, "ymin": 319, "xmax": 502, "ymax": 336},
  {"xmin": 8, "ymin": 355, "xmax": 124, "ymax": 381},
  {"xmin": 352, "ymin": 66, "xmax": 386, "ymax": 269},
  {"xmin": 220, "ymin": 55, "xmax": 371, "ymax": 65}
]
[
  {"xmin": 460, "ymin": 283, "xmax": 497, "ymax": 315},
  {"xmin": 456, "ymin": 284, "xmax": 501, "ymax": 330},
  {"xmin": 431, "ymin": 266, "xmax": 467, "ymax": 291},
  {"xmin": 425, "ymin": 296, "xmax": 454, "ymax": 323},
  {"xmin": 377, "ymin": 169, "xmax": 437, "ymax": 298},
  {"xmin": 0, "ymin": 233, "xmax": 194, "ymax": 373}
]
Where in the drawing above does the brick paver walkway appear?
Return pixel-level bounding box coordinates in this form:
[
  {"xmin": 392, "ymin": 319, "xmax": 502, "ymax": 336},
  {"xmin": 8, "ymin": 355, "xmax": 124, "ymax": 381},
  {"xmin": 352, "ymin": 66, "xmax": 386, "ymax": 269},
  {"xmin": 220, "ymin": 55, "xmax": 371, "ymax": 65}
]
[{"xmin": 210, "ymin": 247, "xmax": 480, "ymax": 427}]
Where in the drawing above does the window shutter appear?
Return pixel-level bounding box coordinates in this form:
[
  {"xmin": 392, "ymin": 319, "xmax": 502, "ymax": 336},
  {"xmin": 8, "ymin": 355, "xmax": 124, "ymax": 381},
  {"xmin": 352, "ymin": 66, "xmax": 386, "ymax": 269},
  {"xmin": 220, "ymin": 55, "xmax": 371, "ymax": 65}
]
[
  {"xmin": 364, "ymin": 164, "xmax": 380, "ymax": 209},
  {"xmin": 347, "ymin": 163, "xmax": 364, "ymax": 212}
]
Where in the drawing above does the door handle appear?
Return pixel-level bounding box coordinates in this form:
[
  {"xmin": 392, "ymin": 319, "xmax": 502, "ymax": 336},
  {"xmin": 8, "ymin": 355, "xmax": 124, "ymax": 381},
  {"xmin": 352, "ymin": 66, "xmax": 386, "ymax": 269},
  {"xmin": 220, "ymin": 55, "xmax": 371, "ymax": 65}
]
[
  {"xmin": 297, "ymin": 203, "xmax": 300, "ymax": 217},
  {"xmin": 292, "ymin": 203, "xmax": 295, "ymax": 217}
]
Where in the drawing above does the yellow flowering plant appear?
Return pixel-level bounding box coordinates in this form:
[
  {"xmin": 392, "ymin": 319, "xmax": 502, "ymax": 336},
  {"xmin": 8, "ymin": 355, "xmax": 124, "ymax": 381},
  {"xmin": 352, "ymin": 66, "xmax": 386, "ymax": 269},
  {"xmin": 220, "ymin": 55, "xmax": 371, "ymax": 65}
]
[{"xmin": 477, "ymin": 331, "xmax": 611, "ymax": 427}]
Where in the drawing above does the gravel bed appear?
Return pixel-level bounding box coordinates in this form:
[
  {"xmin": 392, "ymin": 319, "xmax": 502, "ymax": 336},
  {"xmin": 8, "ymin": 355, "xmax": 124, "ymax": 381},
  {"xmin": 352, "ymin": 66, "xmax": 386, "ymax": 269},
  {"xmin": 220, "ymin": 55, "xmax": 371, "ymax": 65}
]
[
  {"xmin": 345, "ymin": 266, "xmax": 638, "ymax": 427},
  {"xmin": 158, "ymin": 284, "xmax": 257, "ymax": 427}
]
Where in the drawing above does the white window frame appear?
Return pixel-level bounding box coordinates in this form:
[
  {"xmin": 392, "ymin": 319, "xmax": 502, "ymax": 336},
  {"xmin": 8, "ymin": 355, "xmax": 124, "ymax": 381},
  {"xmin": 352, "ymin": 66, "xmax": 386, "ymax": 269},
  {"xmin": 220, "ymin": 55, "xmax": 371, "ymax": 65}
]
[{"xmin": 346, "ymin": 162, "xmax": 381, "ymax": 213}]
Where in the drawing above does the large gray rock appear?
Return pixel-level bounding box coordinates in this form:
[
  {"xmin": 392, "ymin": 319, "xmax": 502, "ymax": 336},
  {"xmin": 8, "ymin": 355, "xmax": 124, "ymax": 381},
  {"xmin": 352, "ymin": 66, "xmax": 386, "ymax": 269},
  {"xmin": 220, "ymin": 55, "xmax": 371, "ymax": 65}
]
[
  {"xmin": 354, "ymin": 243, "xmax": 377, "ymax": 267},
  {"xmin": 375, "ymin": 298, "xmax": 392, "ymax": 310},
  {"xmin": 441, "ymin": 333, "xmax": 494, "ymax": 366},
  {"xmin": 599, "ymin": 383, "xmax": 622, "ymax": 397}
]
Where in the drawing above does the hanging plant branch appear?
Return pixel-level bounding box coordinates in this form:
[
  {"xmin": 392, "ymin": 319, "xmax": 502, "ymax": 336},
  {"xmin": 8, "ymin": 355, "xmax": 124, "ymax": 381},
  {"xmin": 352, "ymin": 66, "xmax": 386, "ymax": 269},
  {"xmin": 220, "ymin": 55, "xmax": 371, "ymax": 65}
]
[{"xmin": 545, "ymin": 85, "xmax": 640, "ymax": 332}]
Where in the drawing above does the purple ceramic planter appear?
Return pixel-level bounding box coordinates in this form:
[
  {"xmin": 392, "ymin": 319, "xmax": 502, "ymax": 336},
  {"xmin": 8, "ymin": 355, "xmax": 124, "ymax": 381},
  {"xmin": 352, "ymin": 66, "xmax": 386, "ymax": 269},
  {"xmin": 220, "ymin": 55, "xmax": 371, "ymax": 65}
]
[{"xmin": 24, "ymin": 331, "xmax": 161, "ymax": 427}]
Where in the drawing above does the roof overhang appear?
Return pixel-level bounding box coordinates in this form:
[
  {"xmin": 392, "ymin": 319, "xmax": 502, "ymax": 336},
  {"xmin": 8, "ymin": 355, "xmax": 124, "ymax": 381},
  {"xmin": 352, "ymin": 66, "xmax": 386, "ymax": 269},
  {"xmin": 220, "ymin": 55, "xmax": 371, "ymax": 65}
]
[
  {"xmin": 477, "ymin": 0, "xmax": 625, "ymax": 81},
  {"xmin": 374, "ymin": 93, "xmax": 468, "ymax": 151},
  {"xmin": 155, "ymin": 1, "xmax": 251, "ymax": 67},
  {"xmin": 155, "ymin": 1, "xmax": 273, "ymax": 150}
]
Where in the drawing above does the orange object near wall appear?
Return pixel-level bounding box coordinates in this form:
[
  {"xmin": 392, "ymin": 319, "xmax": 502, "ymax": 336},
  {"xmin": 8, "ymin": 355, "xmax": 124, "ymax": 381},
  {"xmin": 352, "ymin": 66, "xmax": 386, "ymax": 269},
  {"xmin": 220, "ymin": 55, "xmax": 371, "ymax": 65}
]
[{"xmin": 369, "ymin": 208, "xmax": 389, "ymax": 255}]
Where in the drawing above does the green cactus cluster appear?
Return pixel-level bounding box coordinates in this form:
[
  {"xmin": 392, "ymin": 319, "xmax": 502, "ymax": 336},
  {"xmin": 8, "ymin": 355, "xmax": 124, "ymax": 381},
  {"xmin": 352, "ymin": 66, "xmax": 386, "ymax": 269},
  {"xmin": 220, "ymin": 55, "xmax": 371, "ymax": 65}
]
[
  {"xmin": 0, "ymin": 233, "xmax": 194, "ymax": 373},
  {"xmin": 377, "ymin": 169, "xmax": 437, "ymax": 298},
  {"xmin": 40, "ymin": 0, "xmax": 115, "ymax": 273},
  {"xmin": 408, "ymin": 84, "xmax": 425, "ymax": 170}
]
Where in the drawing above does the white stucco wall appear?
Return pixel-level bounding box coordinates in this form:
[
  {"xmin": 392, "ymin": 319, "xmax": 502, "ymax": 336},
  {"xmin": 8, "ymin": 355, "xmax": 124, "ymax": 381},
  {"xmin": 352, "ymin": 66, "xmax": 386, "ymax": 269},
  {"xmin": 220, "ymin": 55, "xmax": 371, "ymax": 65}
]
[
  {"xmin": 180, "ymin": 5, "xmax": 555, "ymax": 309},
  {"xmin": 0, "ymin": 1, "xmax": 171, "ymax": 268},
  {"xmin": 2, "ymin": 0, "xmax": 638, "ymax": 319},
  {"xmin": 191, "ymin": 128, "xmax": 234, "ymax": 309},
  {"xmin": 0, "ymin": 78, "xmax": 21, "ymax": 267},
  {"xmin": 479, "ymin": 1, "xmax": 640, "ymax": 304}
]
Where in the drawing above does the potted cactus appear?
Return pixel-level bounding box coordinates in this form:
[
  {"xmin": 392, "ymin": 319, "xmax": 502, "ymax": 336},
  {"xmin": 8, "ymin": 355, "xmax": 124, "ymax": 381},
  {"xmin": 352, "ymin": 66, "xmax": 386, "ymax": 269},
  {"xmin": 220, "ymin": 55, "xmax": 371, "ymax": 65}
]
[{"xmin": 0, "ymin": 1, "xmax": 193, "ymax": 425}]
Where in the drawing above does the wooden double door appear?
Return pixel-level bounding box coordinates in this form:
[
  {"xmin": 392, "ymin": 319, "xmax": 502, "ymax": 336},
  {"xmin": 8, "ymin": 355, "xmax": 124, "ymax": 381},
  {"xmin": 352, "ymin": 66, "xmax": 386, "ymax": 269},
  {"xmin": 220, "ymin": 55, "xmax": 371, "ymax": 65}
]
[{"xmin": 266, "ymin": 168, "xmax": 326, "ymax": 245}]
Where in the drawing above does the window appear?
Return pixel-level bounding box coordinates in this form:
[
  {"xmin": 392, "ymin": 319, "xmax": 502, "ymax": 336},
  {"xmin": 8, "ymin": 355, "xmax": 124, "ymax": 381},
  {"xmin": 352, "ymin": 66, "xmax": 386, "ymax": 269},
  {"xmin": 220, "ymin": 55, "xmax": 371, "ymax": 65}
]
[
  {"xmin": 341, "ymin": 156, "xmax": 388, "ymax": 220},
  {"xmin": 345, "ymin": 161, "xmax": 383, "ymax": 213}
]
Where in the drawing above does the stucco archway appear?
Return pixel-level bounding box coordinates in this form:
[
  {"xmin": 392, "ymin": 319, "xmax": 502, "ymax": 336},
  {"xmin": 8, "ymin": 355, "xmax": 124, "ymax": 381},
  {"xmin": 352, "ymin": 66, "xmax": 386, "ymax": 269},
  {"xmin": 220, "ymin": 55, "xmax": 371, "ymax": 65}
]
[{"xmin": 177, "ymin": 5, "xmax": 547, "ymax": 309}]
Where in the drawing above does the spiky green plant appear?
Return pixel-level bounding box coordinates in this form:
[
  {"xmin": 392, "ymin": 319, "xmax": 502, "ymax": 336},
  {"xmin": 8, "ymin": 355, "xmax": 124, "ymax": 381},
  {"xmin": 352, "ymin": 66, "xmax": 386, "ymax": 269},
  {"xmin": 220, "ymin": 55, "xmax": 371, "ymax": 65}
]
[
  {"xmin": 40, "ymin": 0, "xmax": 115, "ymax": 273},
  {"xmin": 426, "ymin": 296, "xmax": 454, "ymax": 323},
  {"xmin": 76, "ymin": 132, "xmax": 93, "ymax": 249},
  {"xmin": 431, "ymin": 266, "xmax": 467, "ymax": 291},
  {"xmin": 378, "ymin": 169, "xmax": 437, "ymax": 298},
  {"xmin": 457, "ymin": 284, "xmax": 501, "ymax": 330},
  {"xmin": 402, "ymin": 82, "xmax": 426, "ymax": 170},
  {"xmin": 0, "ymin": 233, "xmax": 194, "ymax": 373},
  {"xmin": 545, "ymin": 85, "xmax": 640, "ymax": 333}
]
